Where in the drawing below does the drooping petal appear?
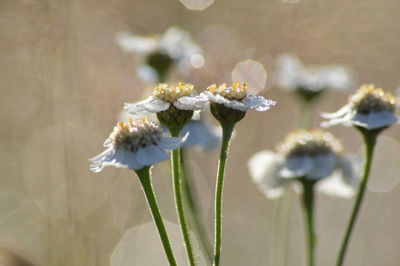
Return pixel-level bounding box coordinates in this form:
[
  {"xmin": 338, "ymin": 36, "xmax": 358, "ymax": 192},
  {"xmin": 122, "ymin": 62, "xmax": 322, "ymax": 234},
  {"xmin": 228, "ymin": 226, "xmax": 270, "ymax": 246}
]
[
  {"xmin": 174, "ymin": 95, "xmax": 209, "ymax": 110},
  {"xmin": 244, "ymin": 95, "xmax": 276, "ymax": 111},
  {"xmin": 321, "ymin": 105, "xmax": 352, "ymax": 119},
  {"xmin": 352, "ymin": 111, "xmax": 398, "ymax": 129},
  {"xmin": 90, "ymin": 148, "xmax": 116, "ymax": 173},
  {"xmin": 307, "ymin": 153, "xmax": 337, "ymax": 180},
  {"xmin": 124, "ymin": 97, "xmax": 170, "ymax": 115},
  {"xmin": 90, "ymin": 149, "xmax": 143, "ymax": 172},
  {"xmin": 320, "ymin": 110, "xmax": 356, "ymax": 128},
  {"xmin": 280, "ymin": 154, "xmax": 313, "ymax": 178},
  {"xmin": 136, "ymin": 145, "xmax": 169, "ymax": 166}
]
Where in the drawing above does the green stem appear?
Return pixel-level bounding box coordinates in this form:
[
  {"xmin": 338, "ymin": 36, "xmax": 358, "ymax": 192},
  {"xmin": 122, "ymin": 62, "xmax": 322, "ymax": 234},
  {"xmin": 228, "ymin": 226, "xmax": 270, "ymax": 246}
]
[
  {"xmin": 213, "ymin": 123, "xmax": 235, "ymax": 266},
  {"xmin": 180, "ymin": 149, "xmax": 213, "ymax": 262},
  {"xmin": 135, "ymin": 167, "xmax": 178, "ymax": 266},
  {"xmin": 170, "ymin": 129, "xmax": 196, "ymax": 266},
  {"xmin": 299, "ymin": 101, "xmax": 313, "ymax": 129},
  {"xmin": 336, "ymin": 131, "xmax": 377, "ymax": 266},
  {"xmin": 301, "ymin": 179, "xmax": 316, "ymax": 266}
]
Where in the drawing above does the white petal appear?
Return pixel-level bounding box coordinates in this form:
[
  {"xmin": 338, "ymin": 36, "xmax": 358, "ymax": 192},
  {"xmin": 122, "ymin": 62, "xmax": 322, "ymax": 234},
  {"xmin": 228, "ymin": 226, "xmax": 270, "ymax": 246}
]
[
  {"xmin": 124, "ymin": 97, "xmax": 170, "ymax": 115},
  {"xmin": 181, "ymin": 120, "xmax": 220, "ymax": 151},
  {"xmin": 116, "ymin": 32, "xmax": 157, "ymax": 54},
  {"xmin": 157, "ymin": 136, "xmax": 186, "ymax": 150},
  {"xmin": 248, "ymin": 151, "xmax": 289, "ymax": 199},
  {"xmin": 280, "ymin": 155, "xmax": 313, "ymax": 178},
  {"xmin": 103, "ymin": 138, "xmax": 112, "ymax": 147},
  {"xmin": 244, "ymin": 95, "xmax": 276, "ymax": 111},
  {"xmin": 321, "ymin": 105, "xmax": 352, "ymax": 119},
  {"xmin": 90, "ymin": 148, "xmax": 143, "ymax": 172},
  {"xmin": 174, "ymin": 95, "xmax": 209, "ymax": 110},
  {"xmin": 352, "ymin": 111, "xmax": 398, "ymax": 129},
  {"xmin": 307, "ymin": 153, "xmax": 337, "ymax": 180},
  {"xmin": 320, "ymin": 110, "xmax": 356, "ymax": 128},
  {"xmin": 201, "ymin": 91, "xmax": 230, "ymax": 105},
  {"xmin": 317, "ymin": 156, "xmax": 359, "ymax": 198},
  {"xmin": 136, "ymin": 145, "xmax": 169, "ymax": 166}
]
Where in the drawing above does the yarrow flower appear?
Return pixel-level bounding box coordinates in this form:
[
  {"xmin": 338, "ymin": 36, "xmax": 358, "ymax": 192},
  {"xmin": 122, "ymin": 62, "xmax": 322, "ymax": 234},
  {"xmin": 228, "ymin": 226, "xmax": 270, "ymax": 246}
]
[
  {"xmin": 248, "ymin": 129, "xmax": 359, "ymax": 199},
  {"xmin": 124, "ymin": 83, "xmax": 208, "ymax": 131},
  {"xmin": 116, "ymin": 26, "xmax": 204, "ymax": 82},
  {"xmin": 321, "ymin": 84, "xmax": 398, "ymax": 130},
  {"xmin": 90, "ymin": 117, "xmax": 187, "ymax": 172},
  {"xmin": 201, "ymin": 81, "xmax": 276, "ymax": 125},
  {"xmin": 276, "ymin": 54, "xmax": 353, "ymax": 100}
]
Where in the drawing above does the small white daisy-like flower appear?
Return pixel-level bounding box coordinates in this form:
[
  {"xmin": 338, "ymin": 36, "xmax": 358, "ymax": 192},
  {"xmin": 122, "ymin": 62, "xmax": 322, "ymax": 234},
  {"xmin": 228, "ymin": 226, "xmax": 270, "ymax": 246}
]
[
  {"xmin": 276, "ymin": 54, "xmax": 353, "ymax": 96},
  {"xmin": 248, "ymin": 129, "xmax": 359, "ymax": 199},
  {"xmin": 321, "ymin": 84, "xmax": 398, "ymax": 130},
  {"xmin": 201, "ymin": 81, "xmax": 276, "ymax": 112},
  {"xmin": 116, "ymin": 26, "xmax": 204, "ymax": 82},
  {"xmin": 90, "ymin": 118, "xmax": 187, "ymax": 172},
  {"xmin": 124, "ymin": 83, "xmax": 208, "ymax": 115},
  {"xmin": 181, "ymin": 111, "xmax": 221, "ymax": 151}
]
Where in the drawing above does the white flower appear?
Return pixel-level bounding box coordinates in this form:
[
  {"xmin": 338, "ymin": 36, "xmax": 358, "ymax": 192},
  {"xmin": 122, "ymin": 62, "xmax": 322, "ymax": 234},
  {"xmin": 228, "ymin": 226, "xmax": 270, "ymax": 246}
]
[
  {"xmin": 90, "ymin": 118, "xmax": 187, "ymax": 172},
  {"xmin": 248, "ymin": 129, "xmax": 359, "ymax": 199},
  {"xmin": 276, "ymin": 53, "xmax": 353, "ymax": 93},
  {"xmin": 181, "ymin": 112, "xmax": 221, "ymax": 151},
  {"xmin": 124, "ymin": 83, "xmax": 208, "ymax": 115},
  {"xmin": 201, "ymin": 82, "xmax": 276, "ymax": 112},
  {"xmin": 116, "ymin": 26, "xmax": 204, "ymax": 81},
  {"xmin": 321, "ymin": 84, "xmax": 398, "ymax": 130}
]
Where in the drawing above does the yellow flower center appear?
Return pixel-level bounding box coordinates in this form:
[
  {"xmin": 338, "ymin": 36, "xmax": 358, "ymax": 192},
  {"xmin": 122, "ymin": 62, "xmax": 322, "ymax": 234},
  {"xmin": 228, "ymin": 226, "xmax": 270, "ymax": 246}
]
[
  {"xmin": 278, "ymin": 129, "xmax": 343, "ymax": 157},
  {"xmin": 110, "ymin": 117, "xmax": 162, "ymax": 151},
  {"xmin": 207, "ymin": 81, "xmax": 248, "ymax": 100},
  {"xmin": 152, "ymin": 83, "xmax": 194, "ymax": 102},
  {"xmin": 349, "ymin": 84, "xmax": 397, "ymax": 114}
]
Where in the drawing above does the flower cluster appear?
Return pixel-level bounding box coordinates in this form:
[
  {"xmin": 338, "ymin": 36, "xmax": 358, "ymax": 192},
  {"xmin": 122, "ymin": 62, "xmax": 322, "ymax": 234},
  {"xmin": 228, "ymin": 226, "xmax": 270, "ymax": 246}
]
[
  {"xmin": 248, "ymin": 129, "xmax": 358, "ymax": 199},
  {"xmin": 90, "ymin": 117, "xmax": 186, "ymax": 172},
  {"xmin": 322, "ymin": 84, "xmax": 398, "ymax": 130}
]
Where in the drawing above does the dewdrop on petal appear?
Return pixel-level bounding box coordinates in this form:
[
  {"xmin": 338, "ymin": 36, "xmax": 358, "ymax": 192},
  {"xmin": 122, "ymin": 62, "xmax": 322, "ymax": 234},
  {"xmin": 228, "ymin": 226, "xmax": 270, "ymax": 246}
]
[
  {"xmin": 322, "ymin": 84, "xmax": 398, "ymax": 130},
  {"xmin": 90, "ymin": 117, "xmax": 187, "ymax": 172}
]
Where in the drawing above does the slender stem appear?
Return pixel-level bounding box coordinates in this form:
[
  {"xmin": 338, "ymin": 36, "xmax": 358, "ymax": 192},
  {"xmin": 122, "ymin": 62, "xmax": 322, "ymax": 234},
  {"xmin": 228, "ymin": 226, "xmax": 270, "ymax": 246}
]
[
  {"xmin": 299, "ymin": 101, "xmax": 313, "ymax": 129},
  {"xmin": 135, "ymin": 167, "xmax": 178, "ymax": 266},
  {"xmin": 336, "ymin": 131, "xmax": 377, "ymax": 266},
  {"xmin": 170, "ymin": 129, "xmax": 196, "ymax": 266},
  {"xmin": 301, "ymin": 180, "xmax": 316, "ymax": 266},
  {"xmin": 213, "ymin": 124, "xmax": 235, "ymax": 266},
  {"xmin": 180, "ymin": 149, "xmax": 213, "ymax": 262}
]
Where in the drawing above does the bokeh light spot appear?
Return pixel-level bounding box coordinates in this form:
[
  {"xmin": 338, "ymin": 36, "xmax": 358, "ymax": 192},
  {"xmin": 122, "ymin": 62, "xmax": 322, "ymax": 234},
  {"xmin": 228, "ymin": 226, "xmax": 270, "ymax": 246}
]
[
  {"xmin": 231, "ymin": 59, "xmax": 268, "ymax": 95},
  {"xmin": 180, "ymin": 0, "xmax": 214, "ymax": 10},
  {"xmin": 190, "ymin": 53, "xmax": 205, "ymax": 68}
]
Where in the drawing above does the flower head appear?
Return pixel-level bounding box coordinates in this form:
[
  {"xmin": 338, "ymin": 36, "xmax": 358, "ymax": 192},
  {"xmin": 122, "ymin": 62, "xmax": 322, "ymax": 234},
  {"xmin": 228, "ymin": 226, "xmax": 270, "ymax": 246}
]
[
  {"xmin": 248, "ymin": 129, "xmax": 359, "ymax": 199},
  {"xmin": 322, "ymin": 84, "xmax": 398, "ymax": 130},
  {"xmin": 201, "ymin": 81, "xmax": 276, "ymax": 125},
  {"xmin": 90, "ymin": 117, "xmax": 187, "ymax": 172},
  {"xmin": 116, "ymin": 26, "xmax": 203, "ymax": 82},
  {"xmin": 124, "ymin": 83, "xmax": 208, "ymax": 131},
  {"xmin": 276, "ymin": 54, "xmax": 353, "ymax": 101}
]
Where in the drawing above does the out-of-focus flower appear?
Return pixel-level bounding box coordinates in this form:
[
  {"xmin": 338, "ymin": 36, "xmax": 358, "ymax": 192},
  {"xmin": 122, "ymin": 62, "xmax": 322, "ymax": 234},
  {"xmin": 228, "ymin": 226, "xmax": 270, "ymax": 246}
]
[
  {"xmin": 248, "ymin": 129, "xmax": 359, "ymax": 199},
  {"xmin": 201, "ymin": 81, "xmax": 276, "ymax": 125},
  {"xmin": 322, "ymin": 84, "xmax": 398, "ymax": 130},
  {"xmin": 90, "ymin": 118, "xmax": 187, "ymax": 172},
  {"xmin": 276, "ymin": 54, "xmax": 354, "ymax": 100},
  {"xmin": 181, "ymin": 111, "xmax": 221, "ymax": 151},
  {"xmin": 116, "ymin": 26, "xmax": 204, "ymax": 82}
]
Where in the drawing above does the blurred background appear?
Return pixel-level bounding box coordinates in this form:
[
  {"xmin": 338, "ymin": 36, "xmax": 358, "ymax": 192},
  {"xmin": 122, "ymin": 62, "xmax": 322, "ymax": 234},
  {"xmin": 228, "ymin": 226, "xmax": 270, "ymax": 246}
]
[{"xmin": 1, "ymin": 0, "xmax": 400, "ymax": 265}]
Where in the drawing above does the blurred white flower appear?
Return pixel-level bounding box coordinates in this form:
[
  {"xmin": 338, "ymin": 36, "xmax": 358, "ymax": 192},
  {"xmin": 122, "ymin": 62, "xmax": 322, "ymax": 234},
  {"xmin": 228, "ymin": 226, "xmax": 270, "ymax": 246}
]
[
  {"xmin": 124, "ymin": 83, "xmax": 208, "ymax": 115},
  {"xmin": 116, "ymin": 26, "xmax": 204, "ymax": 82},
  {"xmin": 201, "ymin": 81, "xmax": 276, "ymax": 112},
  {"xmin": 276, "ymin": 54, "xmax": 354, "ymax": 95},
  {"xmin": 181, "ymin": 111, "xmax": 221, "ymax": 151},
  {"xmin": 90, "ymin": 118, "xmax": 187, "ymax": 172},
  {"xmin": 248, "ymin": 129, "xmax": 359, "ymax": 199},
  {"xmin": 322, "ymin": 84, "xmax": 398, "ymax": 130}
]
